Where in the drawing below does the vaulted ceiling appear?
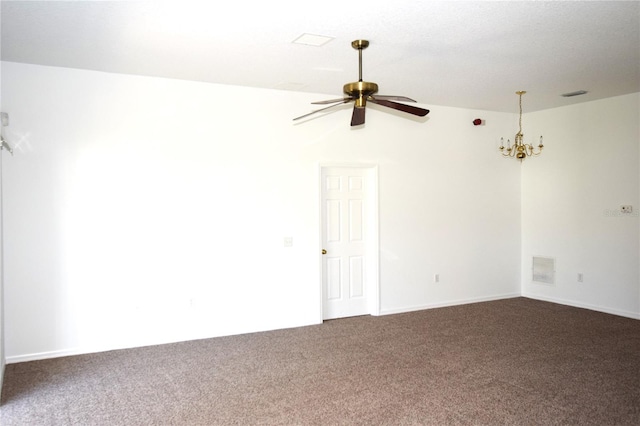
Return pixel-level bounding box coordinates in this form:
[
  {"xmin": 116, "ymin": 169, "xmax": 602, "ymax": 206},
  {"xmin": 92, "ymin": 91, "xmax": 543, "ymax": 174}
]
[{"xmin": 2, "ymin": 1, "xmax": 639, "ymax": 113}]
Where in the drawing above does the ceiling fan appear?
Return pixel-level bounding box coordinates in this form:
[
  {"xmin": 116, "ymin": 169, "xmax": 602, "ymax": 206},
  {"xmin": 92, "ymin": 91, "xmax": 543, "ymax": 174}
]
[{"xmin": 293, "ymin": 39, "xmax": 430, "ymax": 126}]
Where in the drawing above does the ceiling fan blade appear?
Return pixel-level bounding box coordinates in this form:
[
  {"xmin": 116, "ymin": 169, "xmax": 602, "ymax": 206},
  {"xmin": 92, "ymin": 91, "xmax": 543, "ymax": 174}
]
[
  {"xmin": 312, "ymin": 97, "xmax": 352, "ymax": 105},
  {"xmin": 293, "ymin": 99, "xmax": 351, "ymax": 121},
  {"xmin": 351, "ymin": 106, "xmax": 366, "ymax": 126},
  {"xmin": 368, "ymin": 98, "xmax": 430, "ymax": 117},
  {"xmin": 370, "ymin": 95, "xmax": 417, "ymax": 103}
]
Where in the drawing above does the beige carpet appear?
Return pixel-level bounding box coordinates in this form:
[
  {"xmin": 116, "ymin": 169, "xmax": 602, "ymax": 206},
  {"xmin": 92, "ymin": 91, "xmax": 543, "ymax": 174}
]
[{"xmin": 1, "ymin": 297, "xmax": 639, "ymax": 425}]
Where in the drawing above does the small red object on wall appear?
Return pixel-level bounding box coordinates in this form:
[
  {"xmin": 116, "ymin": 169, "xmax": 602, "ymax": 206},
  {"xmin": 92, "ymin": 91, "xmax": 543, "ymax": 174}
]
[{"xmin": 473, "ymin": 118, "xmax": 483, "ymax": 126}]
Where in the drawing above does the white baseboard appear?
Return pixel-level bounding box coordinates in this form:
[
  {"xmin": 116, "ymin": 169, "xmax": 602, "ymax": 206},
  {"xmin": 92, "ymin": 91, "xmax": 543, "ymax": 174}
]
[
  {"xmin": 6, "ymin": 347, "xmax": 88, "ymax": 364},
  {"xmin": 6, "ymin": 319, "xmax": 324, "ymax": 364},
  {"xmin": 8, "ymin": 293, "xmax": 634, "ymax": 365},
  {"xmin": 6, "ymin": 338, "xmax": 210, "ymax": 364},
  {"xmin": 379, "ymin": 292, "xmax": 521, "ymax": 316},
  {"xmin": 522, "ymin": 293, "xmax": 640, "ymax": 320}
]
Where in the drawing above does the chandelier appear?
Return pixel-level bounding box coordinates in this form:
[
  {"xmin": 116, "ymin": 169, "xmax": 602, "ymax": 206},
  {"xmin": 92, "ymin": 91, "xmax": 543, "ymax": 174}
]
[{"xmin": 499, "ymin": 91, "xmax": 543, "ymax": 161}]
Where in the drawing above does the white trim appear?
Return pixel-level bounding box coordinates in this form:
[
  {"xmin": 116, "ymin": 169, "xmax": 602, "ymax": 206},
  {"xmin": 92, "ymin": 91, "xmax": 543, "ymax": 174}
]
[
  {"xmin": 6, "ymin": 347, "xmax": 86, "ymax": 364},
  {"xmin": 367, "ymin": 166, "xmax": 380, "ymax": 316},
  {"xmin": 6, "ymin": 319, "xmax": 325, "ymax": 363},
  {"xmin": 317, "ymin": 165, "xmax": 324, "ymax": 323},
  {"xmin": 379, "ymin": 293, "xmax": 522, "ymax": 316},
  {"xmin": 522, "ymin": 293, "xmax": 640, "ymax": 320},
  {"xmin": 9, "ymin": 294, "xmax": 634, "ymax": 364}
]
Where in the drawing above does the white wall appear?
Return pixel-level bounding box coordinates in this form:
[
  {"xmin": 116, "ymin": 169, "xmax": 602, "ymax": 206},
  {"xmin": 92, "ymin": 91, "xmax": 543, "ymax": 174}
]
[
  {"xmin": 0, "ymin": 3, "xmax": 5, "ymax": 388},
  {"xmin": 521, "ymin": 93, "xmax": 640, "ymax": 318},
  {"xmin": 1, "ymin": 62, "xmax": 521, "ymax": 361}
]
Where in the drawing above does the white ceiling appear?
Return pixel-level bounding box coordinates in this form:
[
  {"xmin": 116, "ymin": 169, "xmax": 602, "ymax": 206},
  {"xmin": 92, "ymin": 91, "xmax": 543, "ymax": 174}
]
[{"xmin": 2, "ymin": 0, "xmax": 639, "ymax": 113}]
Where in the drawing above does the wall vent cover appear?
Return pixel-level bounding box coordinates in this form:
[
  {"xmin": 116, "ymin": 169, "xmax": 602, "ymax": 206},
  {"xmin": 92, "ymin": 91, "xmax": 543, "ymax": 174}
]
[{"xmin": 532, "ymin": 256, "xmax": 555, "ymax": 285}]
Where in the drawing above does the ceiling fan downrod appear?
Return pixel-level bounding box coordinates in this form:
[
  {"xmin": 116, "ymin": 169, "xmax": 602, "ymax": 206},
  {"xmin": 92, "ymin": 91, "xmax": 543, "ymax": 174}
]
[
  {"xmin": 344, "ymin": 40, "xmax": 378, "ymax": 108},
  {"xmin": 353, "ymin": 39, "xmax": 368, "ymax": 81}
]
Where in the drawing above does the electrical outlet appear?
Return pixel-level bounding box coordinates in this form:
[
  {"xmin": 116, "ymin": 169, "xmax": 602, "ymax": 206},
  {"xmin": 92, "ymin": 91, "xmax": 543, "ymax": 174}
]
[
  {"xmin": 621, "ymin": 205, "xmax": 633, "ymax": 214},
  {"xmin": 577, "ymin": 273, "xmax": 583, "ymax": 283}
]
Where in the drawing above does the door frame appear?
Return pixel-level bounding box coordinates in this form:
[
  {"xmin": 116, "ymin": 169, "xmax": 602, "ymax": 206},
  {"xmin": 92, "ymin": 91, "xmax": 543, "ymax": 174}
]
[{"xmin": 318, "ymin": 163, "xmax": 380, "ymax": 320}]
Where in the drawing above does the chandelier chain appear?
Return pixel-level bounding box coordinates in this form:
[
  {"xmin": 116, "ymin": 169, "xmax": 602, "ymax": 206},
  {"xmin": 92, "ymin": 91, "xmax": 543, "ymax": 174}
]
[{"xmin": 518, "ymin": 92, "xmax": 523, "ymax": 135}]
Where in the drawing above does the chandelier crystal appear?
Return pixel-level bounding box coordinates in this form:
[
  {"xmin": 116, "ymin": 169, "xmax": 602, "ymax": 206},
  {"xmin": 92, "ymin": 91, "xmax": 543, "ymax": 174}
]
[{"xmin": 499, "ymin": 91, "xmax": 543, "ymax": 161}]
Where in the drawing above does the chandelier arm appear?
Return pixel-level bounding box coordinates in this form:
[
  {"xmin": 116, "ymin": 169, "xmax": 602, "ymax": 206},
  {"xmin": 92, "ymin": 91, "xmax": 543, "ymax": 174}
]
[{"xmin": 502, "ymin": 146, "xmax": 514, "ymax": 157}]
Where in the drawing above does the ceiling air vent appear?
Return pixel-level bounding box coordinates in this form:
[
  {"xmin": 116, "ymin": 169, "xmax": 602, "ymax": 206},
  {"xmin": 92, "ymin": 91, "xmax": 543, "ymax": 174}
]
[{"xmin": 561, "ymin": 90, "xmax": 588, "ymax": 97}]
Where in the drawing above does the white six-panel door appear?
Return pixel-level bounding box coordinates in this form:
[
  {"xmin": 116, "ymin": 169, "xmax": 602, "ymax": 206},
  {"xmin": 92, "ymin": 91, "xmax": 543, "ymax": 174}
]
[{"xmin": 321, "ymin": 167, "xmax": 376, "ymax": 320}]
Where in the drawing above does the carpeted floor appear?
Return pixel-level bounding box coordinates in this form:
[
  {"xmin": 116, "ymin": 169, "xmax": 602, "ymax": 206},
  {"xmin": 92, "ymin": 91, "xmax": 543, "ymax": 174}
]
[{"xmin": 1, "ymin": 297, "xmax": 639, "ymax": 425}]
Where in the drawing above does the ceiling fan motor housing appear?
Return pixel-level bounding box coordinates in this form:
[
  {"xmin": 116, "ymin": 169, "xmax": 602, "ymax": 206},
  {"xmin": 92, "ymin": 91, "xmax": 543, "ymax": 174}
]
[{"xmin": 344, "ymin": 81, "xmax": 378, "ymax": 107}]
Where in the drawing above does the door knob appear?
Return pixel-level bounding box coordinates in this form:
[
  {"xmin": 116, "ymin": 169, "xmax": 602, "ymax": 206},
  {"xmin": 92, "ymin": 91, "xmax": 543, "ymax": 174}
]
[{"xmin": 322, "ymin": 249, "xmax": 327, "ymax": 255}]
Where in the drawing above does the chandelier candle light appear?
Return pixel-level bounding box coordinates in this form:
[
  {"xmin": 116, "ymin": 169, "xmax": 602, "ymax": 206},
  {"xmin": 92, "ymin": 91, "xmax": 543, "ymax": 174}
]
[{"xmin": 499, "ymin": 91, "xmax": 543, "ymax": 161}]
